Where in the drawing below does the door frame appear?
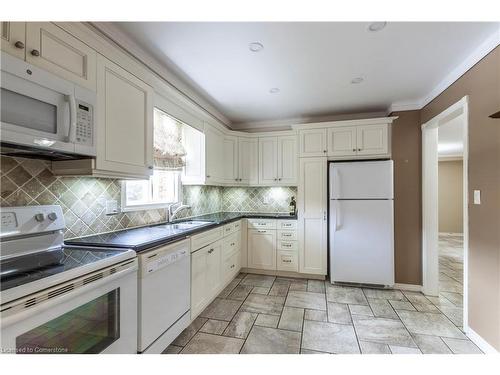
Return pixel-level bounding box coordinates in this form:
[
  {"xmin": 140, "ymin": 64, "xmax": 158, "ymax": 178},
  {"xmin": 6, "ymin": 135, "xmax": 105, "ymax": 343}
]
[{"xmin": 421, "ymin": 96, "xmax": 469, "ymax": 330}]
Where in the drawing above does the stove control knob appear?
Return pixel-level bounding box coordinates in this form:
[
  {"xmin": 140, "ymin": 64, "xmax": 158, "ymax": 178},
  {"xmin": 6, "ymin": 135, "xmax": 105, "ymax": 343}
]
[
  {"xmin": 48, "ymin": 212, "xmax": 58, "ymax": 221},
  {"xmin": 34, "ymin": 213, "xmax": 45, "ymax": 222}
]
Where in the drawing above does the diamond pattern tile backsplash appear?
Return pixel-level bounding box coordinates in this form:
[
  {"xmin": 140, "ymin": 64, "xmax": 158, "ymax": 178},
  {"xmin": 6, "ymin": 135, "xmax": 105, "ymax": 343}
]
[{"xmin": 1, "ymin": 156, "xmax": 296, "ymax": 239}]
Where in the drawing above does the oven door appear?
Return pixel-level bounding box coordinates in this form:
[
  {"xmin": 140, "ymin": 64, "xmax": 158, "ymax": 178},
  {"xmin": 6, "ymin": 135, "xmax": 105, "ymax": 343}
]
[
  {"xmin": 0, "ymin": 259, "xmax": 138, "ymax": 354},
  {"xmin": 0, "ymin": 53, "xmax": 75, "ymax": 153}
]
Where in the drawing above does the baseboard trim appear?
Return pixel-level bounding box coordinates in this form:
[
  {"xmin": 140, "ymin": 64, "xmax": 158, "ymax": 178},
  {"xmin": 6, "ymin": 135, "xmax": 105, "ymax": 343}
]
[
  {"xmin": 394, "ymin": 283, "xmax": 423, "ymax": 292},
  {"xmin": 439, "ymin": 232, "xmax": 464, "ymax": 236},
  {"xmin": 465, "ymin": 327, "xmax": 498, "ymax": 354},
  {"xmin": 241, "ymin": 267, "xmax": 325, "ymax": 280}
]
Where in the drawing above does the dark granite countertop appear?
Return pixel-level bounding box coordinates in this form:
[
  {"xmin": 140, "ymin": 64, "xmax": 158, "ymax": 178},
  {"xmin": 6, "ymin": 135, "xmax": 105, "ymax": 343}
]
[{"xmin": 65, "ymin": 212, "xmax": 297, "ymax": 252}]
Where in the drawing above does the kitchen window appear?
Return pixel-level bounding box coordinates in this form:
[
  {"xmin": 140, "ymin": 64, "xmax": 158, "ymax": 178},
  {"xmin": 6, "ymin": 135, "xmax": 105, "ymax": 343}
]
[{"xmin": 121, "ymin": 108, "xmax": 186, "ymax": 211}]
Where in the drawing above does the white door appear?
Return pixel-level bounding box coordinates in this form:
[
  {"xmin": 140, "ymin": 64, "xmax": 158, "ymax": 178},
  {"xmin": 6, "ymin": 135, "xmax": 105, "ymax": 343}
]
[
  {"xmin": 277, "ymin": 135, "xmax": 298, "ymax": 185},
  {"xmin": 298, "ymin": 157, "xmax": 327, "ymax": 275},
  {"xmin": 356, "ymin": 124, "xmax": 389, "ymax": 156},
  {"xmin": 204, "ymin": 123, "xmax": 224, "ymax": 184},
  {"xmin": 259, "ymin": 136, "xmax": 278, "ymax": 185},
  {"xmin": 299, "ymin": 128, "xmax": 327, "ymax": 157},
  {"xmin": 206, "ymin": 240, "xmax": 222, "ymax": 298},
  {"xmin": 1, "ymin": 22, "xmax": 26, "ymax": 60},
  {"xmin": 248, "ymin": 229, "xmax": 277, "ymax": 270},
  {"xmin": 330, "ymin": 161, "xmax": 393, "ymax": 199},
  {"xmin": 327, "ymin": 126, "xmax": 357, "ymax": 157},
  {"xmin": 96, "ymin": 55, "xmax": 153, "ymax": 178},
  {"xmin": 223, "ymin": 135, "xmax": 238, "ymax": 184},
  {"xmin": 25, "ymin": 23, "xmax": 97, "ymax": 90},
  {"xmin": 330, "ymin": 200, "xmax": 394, "ymax": 285},
  {"xmin": 191, "ymin": 247, "xmax": 208, "ymax": 318},
  {"xmin": 238, "ymin": 137, "xmax": 258, "ymax": 185}
]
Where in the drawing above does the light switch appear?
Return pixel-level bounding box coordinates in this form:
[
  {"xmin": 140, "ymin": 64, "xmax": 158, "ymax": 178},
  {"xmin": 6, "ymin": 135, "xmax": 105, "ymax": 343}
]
[{"xmin": 473, "ymin": 190, "xmax": 481, "ymax": 205}]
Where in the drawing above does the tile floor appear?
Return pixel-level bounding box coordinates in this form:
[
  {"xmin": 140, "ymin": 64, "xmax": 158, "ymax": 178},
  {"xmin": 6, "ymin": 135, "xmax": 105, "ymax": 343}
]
[{"xmin": 164, "ymin": 270, "xmax": 481, "ymax": 354}]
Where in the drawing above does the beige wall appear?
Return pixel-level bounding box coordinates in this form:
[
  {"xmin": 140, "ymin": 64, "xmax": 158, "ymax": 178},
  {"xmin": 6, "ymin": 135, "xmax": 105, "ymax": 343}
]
[
  {"xmin": 421, "ymin": 46, "xmax": 500, "ymax": 350},
  {"xmin": 438, "ymin": 160, "xmax": 463, "ymax": 233},
  {"xmin": 391, "ymin": 110, "xmax": 422, "ymax": 285}
]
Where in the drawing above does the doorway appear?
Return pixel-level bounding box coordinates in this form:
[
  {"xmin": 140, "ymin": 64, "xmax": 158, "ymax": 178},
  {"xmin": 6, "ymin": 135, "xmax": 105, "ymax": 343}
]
[{"xmin": 421, "ymin": 96, "xmax": 468, "ymax": 330}]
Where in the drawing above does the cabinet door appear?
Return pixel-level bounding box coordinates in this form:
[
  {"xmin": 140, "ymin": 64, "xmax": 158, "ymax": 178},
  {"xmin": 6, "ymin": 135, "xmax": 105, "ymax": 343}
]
[
  {"xmin": 181, "ymin": 124, "xmax": 206, "ymax": 185},
  {"xmin": 247, "ymin": 229, "xmax": 277, "ymax": 270},
  {"xmin": 96, "ymin": 55, "xmax": 153, "ymax": 177},
  {"xmin": 327, "ymin": 126, "xmax": 357, "ymax": 157},
  {"xmin": 223, "ymin": 135, "xmax": 238, "ymax": 184},
  {"xmin": 298, "ymin": 157, "xmax": 327, "ymax": 275},
  {"xmin": 356, "ymin": 124, "xmax": 389, "ymax": 156},
  {"xmin": 277, "ymin": 135, "xmax": 298, "ymax": 185},
  {"xmin": 206, "ymin": 240, "xmax": 222, "ymax": 298},
  {"xmin": 205, "ymin": 124, "xmax": 224, "ymax": 184},
  {"xmin": 238, "ymin": 137, "xmax": 258, "ymax": 185},
  {"xmin": 191, "ymin": 248, "xmax": 208, "ymax": 318},
  {"xmin": 1, "ymin": 22, "xmax": 25, "ymax": 60},
  {"xmin": 258, "ymin": 137, "xmax": 278, "ymax": 185},
  {"xmin": 299, "ymin": 129, "xmax": 327, "ymax": 157},
  {"xmin": 25, "ymin": 22, "xmax": 96, "ymax": 90}
]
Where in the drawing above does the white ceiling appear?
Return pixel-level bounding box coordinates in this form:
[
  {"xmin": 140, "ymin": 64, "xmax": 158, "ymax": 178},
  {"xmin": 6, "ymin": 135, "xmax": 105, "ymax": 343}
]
[
  {"xmin": 111, "ymin": 22, "xmax": 499, "ymax": 127},
  {"xmin": 438, "ymin": 116, "xmax": 464, "ymax": 157}
]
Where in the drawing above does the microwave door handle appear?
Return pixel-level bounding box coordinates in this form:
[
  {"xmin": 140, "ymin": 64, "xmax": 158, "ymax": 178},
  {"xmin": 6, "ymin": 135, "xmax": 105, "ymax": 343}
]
[{"xmin": 66, "ymin": 94, "xmax": 77, "ymax": 142}]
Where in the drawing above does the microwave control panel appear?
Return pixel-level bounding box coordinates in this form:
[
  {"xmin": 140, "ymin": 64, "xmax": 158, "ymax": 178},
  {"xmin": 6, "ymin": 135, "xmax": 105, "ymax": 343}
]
[{"xmin": 75, "ymin": 102, "xmax": 93, "ymax": 146}]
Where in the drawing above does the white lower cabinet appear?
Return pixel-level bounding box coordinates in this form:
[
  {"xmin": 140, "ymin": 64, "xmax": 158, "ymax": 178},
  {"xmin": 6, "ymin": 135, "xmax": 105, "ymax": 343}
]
[
  {"xmin": 190, "ymin": 221, "xmax": 241, "ymax": 319},
  {"xmin": 247, "ymin": 229, "xmax": 277, "ymax": 270}
]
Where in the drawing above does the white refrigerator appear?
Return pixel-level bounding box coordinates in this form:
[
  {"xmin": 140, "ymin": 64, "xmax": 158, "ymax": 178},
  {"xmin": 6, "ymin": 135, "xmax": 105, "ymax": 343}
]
[{"xmin": 329, "ymin": 160, "xmax": 394, "ymax": 286}]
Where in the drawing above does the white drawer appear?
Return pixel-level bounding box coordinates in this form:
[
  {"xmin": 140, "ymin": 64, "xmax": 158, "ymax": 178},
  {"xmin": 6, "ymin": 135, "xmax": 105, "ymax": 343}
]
[
  {"xmin": 247, "ymin": 219, "xmax": 276, "ymax": 230},
  {"xmin": 278, "ymin": 230, "xmax": 297, "ymax": 241},
  {"xmin": 222, "ymin": 232, "xmax": 240, "ymax": 259},
  {"xmin": 278, "ymin": 240, "xmax": 298, "ymax": 251},
  {"xmin": 277, "ymin": 250, "xmax": 298, "ymax": 272},
  {"xmin": 233, "ymin": 220, "xmax": 242, "ymax": 231},
  {"xmin": 278, "ymin": 220, "xmax": 297, "ymax": 230},
  {"xmin": 190, "ymin": 227, "xmax": 223, "ymax": 252},
  {"xmin": 223, "ymin": 251, "xmax": 241, "ymax": 282},
  {"xmin": 223, "ymin": 222, "xmax": 235, "ymax": 236}
]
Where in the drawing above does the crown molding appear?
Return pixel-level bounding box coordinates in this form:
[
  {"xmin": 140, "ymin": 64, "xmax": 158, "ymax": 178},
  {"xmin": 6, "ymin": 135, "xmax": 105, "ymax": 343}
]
[{"xmin": 90, "ymin": 22, "xmax": 232, "ymax": 128}]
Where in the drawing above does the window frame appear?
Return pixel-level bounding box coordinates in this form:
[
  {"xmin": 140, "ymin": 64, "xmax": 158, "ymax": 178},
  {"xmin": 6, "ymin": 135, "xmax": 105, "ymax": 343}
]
[{"xmin": 120, "ymin": 170, "xmax": 182, "ymax": 212}]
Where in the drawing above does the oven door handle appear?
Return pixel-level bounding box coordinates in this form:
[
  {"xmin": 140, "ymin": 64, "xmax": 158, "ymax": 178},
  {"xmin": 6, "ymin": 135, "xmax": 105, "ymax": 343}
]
[{"xmin": 65, "ymin": 94, "xmax": 77, "ymax": 142}]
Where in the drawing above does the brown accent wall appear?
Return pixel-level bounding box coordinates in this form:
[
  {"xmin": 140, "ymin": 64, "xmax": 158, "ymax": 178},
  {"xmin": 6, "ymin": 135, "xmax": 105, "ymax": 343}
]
[
  {"xmin": 391, "ymin": 110, "xmax": 423, "ymax": 285},
  {"xmin": 438, "ymin": 160, "xmax": 464, "ymax": 233},
  {"xmin": 421, "ymin": 46, "xmax": 500, "ymax": 350}
]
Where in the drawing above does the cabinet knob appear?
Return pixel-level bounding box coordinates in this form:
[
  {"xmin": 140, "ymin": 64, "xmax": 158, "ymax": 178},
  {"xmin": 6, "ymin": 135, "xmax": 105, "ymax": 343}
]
[
  {"xmin": 206, "ymin": 175, "xmax": 211, "ymax": 178},
  {"xmin": 148, "ymin": 165, "xmax": 154, "ymax": 169},
  {"xmin": 235, "ymin": 178, "xmax": 238, "ymax": 181},
  {"xmin": 323, "ymin": 150, "xmax": 327, "ymax": 153},
  {"xmin": 208, "ymin": 248, "xmax": 214, "ymax": 254},
  {"xmin": 31, "ymin": 49, "xmax": 40, "ymax": 57},
  {"xmin": 358, "ymin": 148, "xmax": 362, "ymax": 151},
  {"xmin": 14, "ymin": 41, "xmax": 25, "ymax": 49},
  {"xmin": 278, "ymin": 178, "xmax": 282, "ymax": 181},
  {"xmin": 352, "ymin": 148, "xmax": 356, "ymax": 152}
]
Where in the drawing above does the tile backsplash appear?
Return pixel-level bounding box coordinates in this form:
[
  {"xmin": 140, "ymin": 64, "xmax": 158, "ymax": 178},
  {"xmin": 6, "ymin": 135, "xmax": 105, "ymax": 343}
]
[{"xmin": 1, "ymin": 156, "xmax": 296, "ymax": 238}]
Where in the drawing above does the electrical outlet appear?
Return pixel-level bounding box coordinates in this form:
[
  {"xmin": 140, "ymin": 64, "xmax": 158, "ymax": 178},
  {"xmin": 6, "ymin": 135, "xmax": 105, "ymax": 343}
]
[
  {"xmin": 105, "ymin": 200, "xmax": 119, "ymax": 215},
  {"xmin": 473, "ymin": 190, "xmax": 481, "ymax": 205}
]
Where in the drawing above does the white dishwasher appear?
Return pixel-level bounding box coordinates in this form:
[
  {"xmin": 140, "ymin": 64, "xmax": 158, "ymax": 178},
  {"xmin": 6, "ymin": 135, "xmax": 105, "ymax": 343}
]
[{"xmin": 138, "ymin": 239, "xmax": 191, "ymax": 353}]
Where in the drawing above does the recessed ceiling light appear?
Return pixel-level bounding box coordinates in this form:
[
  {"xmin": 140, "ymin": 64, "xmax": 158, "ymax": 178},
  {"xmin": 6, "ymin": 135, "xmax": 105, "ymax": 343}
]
[
  {"xmin": 368, "ymin": 22, "xmax": 387, "ymax": 32},
  {"xmin": 351, "ymin": 77, "xmax": 364, "ymax": 84},
  {"xmin": 249, "ymin": 42, "xmax": 264, "ymax": 52},
  {"xmin": 269, "ymin": 88, "xmax": 280, "ymax": 94}
]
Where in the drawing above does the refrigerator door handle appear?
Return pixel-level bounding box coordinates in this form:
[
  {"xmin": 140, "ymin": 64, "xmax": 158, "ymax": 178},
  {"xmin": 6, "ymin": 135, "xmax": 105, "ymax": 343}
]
[{"xmin": 330, "ymin": 200, "xmax": 341, "ymax": 232}]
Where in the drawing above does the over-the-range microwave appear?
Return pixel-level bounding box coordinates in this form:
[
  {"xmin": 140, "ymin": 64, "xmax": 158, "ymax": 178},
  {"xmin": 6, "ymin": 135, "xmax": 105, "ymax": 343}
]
[{"xmin": 0, "ymin": 52, "xmax": 96, "ymax": 160}]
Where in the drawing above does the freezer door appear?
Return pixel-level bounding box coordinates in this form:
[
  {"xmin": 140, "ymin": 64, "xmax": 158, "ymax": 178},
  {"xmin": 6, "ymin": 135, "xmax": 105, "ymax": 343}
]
[
  {"xmin": 329, "ymin": 161, "xmax": 393, "ymax": 199},
  {"xmin": 330, "ymin": 199, "xmax": 394, "ymax": 285}
]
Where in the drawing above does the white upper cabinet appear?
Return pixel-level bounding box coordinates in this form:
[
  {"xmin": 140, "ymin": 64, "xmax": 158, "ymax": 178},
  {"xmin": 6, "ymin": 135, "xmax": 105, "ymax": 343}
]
[
  {"xmin": 277, "ymin": 135, "xmax": 298, "ymax": 185},
  {"xmin": 25, "ymin": 23, "xmax": 97, "ymax": 90},
  {"xmin": 259, "ymin": 135, "xmax": 298, "ymax": 186},
  {"xmin": 238, "ymin": 137, "xmax": 258, "ymax": 185},
  {"xmin": 1, "ymin": 22, "xmax": 26, "ymax": 60},
  {"xmin": 259, "ymin": 136, "xmax": 279, "ymax": 185},
  {"xmin": 95, "ymin": 55, "xmax": 153, "ymax": 178},
  {"xmin": 299, "ymin": 129, "xmax": 327, "ymax": 157},
  {"xmin": 327, "ymin": 126, "xmax": 357, "ymax": 157},
  {"xmin": 356, "ymin": 124, "xmax": 389, "ymax": 156},
  {"xmin": 204, "ymin": 123, "xmax": 224, "ymax": 184},
  {"xmin": 181, "ymin": 124, "xmax": 206, "ymax": 185},
  {"xmin": 223, "ymin": 135, "xmax": 238, "ymax": 184}
]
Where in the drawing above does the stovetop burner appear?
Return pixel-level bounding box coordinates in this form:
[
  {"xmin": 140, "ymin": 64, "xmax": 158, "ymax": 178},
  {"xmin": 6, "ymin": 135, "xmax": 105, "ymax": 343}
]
[{"xmin": 1, "ymin": 247, "xmax": 130, "ymax": 292}]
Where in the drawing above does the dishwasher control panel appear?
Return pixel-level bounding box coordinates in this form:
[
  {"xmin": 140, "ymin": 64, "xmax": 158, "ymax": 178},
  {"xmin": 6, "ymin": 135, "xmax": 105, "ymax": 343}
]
[{"xmin": 140, "ymin": 239, "xmax": 190, "ymax": 276}]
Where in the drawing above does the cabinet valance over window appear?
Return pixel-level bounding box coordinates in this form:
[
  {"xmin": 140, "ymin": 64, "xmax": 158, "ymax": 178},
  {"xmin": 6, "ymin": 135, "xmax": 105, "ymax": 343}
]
[{"xmin": 153, "ymin": 108, "xmax": 186, "ymax": 170}]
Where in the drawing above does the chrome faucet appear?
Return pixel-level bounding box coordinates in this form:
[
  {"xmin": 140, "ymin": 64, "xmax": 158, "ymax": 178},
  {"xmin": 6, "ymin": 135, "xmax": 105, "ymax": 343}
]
[{"xmin": 168, "ymin": 203, "xmax": 191, "ymax": 222}]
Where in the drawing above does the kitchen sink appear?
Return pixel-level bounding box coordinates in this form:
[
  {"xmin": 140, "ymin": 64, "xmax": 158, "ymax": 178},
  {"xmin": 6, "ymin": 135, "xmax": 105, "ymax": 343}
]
[{"xmin": 170, "ymin": 221, "xmax": 212, "ymax": 230}]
